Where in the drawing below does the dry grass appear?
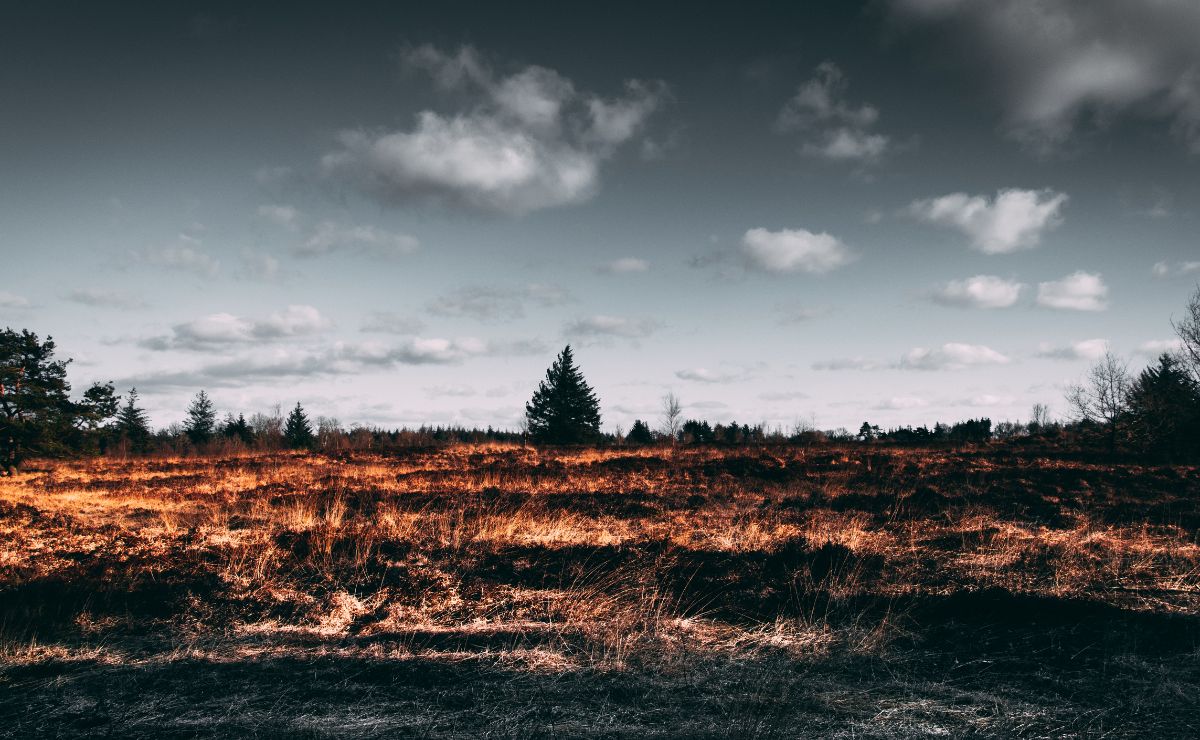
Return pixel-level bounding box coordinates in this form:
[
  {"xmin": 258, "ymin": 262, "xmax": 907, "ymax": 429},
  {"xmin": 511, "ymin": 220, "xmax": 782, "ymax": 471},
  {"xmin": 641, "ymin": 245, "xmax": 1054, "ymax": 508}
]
[{"xmin": 2, "ymin": 444, "xmax": 1199, "ymax": 737}]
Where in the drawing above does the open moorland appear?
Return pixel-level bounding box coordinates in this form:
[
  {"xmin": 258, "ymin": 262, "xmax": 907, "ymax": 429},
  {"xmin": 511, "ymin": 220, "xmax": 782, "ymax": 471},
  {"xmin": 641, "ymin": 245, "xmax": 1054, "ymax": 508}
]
[{"xmin": 2, "ymin": 444, "xmax": 1199, "ymax": 738}]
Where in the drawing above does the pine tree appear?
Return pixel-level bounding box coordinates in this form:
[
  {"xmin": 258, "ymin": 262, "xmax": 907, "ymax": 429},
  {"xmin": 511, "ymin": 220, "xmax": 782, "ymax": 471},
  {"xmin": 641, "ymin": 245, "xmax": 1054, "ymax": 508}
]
[
  {"xmin": 184, "ymin": 390, "xmax": 217, "ymax": 446},
  {"xmin": 283, "ymin": 402, "xmax": 315, "ymax": 450},
  {"xmin": 626, "ymin": 419, "xmax": 654, "ymax": 445},
  {"xmin": 0, "ymin": 329, "xmax": 75, "ymax": 474},
  {"xmin": 1126, "ymin": 353, "xmax": 1200, "ymax": 459},
  {"xmin": 221, "ymin": 412, "xmax": 254, "ymax": 445},
  {"xmin": 116, "ymin": 387, "xmax": 151, "ymax": 452},
  {"xmin": 525, "ymin": 346, "xmax": 601, "ymax": 444}
]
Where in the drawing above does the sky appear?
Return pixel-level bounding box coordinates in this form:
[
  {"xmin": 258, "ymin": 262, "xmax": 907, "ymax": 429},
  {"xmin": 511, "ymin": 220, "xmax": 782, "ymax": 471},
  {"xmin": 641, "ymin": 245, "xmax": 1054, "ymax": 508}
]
[{"xmin": 2, "ymin": 0, "xmax": 1199, "ymax": 433}]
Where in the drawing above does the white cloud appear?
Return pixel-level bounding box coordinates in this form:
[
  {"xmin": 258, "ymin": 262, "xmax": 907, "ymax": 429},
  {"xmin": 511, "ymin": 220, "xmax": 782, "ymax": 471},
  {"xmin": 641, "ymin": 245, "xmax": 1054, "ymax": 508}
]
[
  {"xmin": 951, "ymin": 394, "xmax": 1016, "ymax": 407},
  {"xmin": 1138, "ymin": 338, "xmax": 1184, "ymax": 358},
  {"xmin": 898, "ymin": 343, "xmax": 1011, "ymax": 371},
  {"xmin": 1036, "ymin": 271, "xmax": 1108, "ymax": 311},
  {"xmin": 121, "ymin": 335, "xmax": 518, "ymax": 391},
  {"xmin": 564, "ymin": 315, "xmax": 659, "ymax": 339},
  {"xmin": 142, "ymin": 305, "xmax": 332, "ymax": 351},
  {"xmin": 0, "ymin": 291, "xmax": 31, "ymax": 308},
  {"xmin": 1036, "ymin": 338, "xmax": 1109, "ymax": 361},
  {"xmin": 298, "ymin": 221, "xmax": 419, "ymax": 258},
  {"xmin": 131, "ymin": 234, "xmax": 220, "ymax": 278},
  {"xmin": 598, "ymin": 257, "xmax": 649, "ymax": 274},
  {"xmin": 740, "ymin": 227, "xmax": 854, "ymax": 274},
  {"xmin": 257, "ymin": 204, "xmax": 300, "ymax": 230},
  {"xmin": 66, "ymin": 288, "xmax": 146, "ymax": 310},
  {"xmin": 322, "ymin": 44, "xmax": 666, "ymax": 214},
  {"xmin": 777, "ymin": 62, "xmax": 890, "ymax": 163},
  {"xmin": 1152, "ymin": 260, "xmax": 1200, "ymax": 278},
  {"xmin": 932, "ymin": 275, "xmax": 1024, "ymax": 308},
  {"xmin": 889, "ymin": 0, "xmax": 1200, "ymax": 153},
  {"xmin": 675, "ymin": 368, "xmax": 744, "ymax": 384},
  {"xmin": 812, "ymin": 357, "xmax": 881, "ymax": 371},
  {"xmin": 910, "ymin": 188, "xmax": 1067, "ymax": 254},
  {"xmin": 873, "ymin": 396, "xmax": 928, "ymax": 410}
]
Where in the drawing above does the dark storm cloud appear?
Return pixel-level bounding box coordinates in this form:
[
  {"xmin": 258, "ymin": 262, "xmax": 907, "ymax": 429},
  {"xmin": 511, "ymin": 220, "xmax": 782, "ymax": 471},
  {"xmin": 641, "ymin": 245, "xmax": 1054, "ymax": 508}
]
[{"xmin": 890, "ymin": 0, "xmax": 1200, "ymax": 152}]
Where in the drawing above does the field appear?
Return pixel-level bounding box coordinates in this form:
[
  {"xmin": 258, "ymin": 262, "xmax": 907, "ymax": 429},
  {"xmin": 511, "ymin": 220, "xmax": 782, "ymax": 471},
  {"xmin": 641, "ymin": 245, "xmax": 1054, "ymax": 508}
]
[{"xmin": 2, "ymin": 444, "xmax": 1199, "ymax": 738}]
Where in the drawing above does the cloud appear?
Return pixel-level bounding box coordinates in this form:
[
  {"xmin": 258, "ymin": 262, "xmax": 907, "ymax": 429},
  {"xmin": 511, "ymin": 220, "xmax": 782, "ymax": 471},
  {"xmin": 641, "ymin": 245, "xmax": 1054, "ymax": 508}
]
[
  {"xmin": 0, "ymin": 291, "xmax": 31, "ymax": 308},
  {"xmin": 257, "ymin": 204, "xmax": 300, "ymax": 230},
  {"xmin": 873, "ymin": 396, "xmax": 928, "ymax": 410},
  {"xmin": 776, "ymin": 62, "xmax": 890, "ymax": 163},
  {"xmin": 298, "ymin": 221, "xmax": 419, "ymax": 258},
  {"xmin": 423, "ymin": 384, "xmax": 477, "ymax": 398},
  {"xmin": 758, "ymin": 390, "xmax": 810, "ymax": 401},
  {"xmin": 898, "ymin": 343, "xmax": 1011, "ymax": 371},
  {"xmin": 1138, "ymin": 338, "xmax": 1184, "ymax": 358},
  {"xmin": 1036, "ymin": 271, "xmax": 1108, "ymax": 311},
  {"xmin": 597, "ymin": 257, "xmax": 650, "ymax": 274},
  {"xmin": 1152, "ymin": 260, "xmax": 1200, "ymax": 278},
  {"xmin": 427, "ymin": 283, "xmax": 570, "ymax": 321},
  {"xmin": 564, "ymin": 315, "xmax": 659, "ymax": 340},
  {"xmin": 361, "ymin": 311, "xmax": 426, "ymax": 335},
  {"xmin": 120, "ymin": 336, "xmax": 508, "ymax": 391},
  {"xmin": 951, "ymin": 394, "xmax": 1016, "ymax": 407},
  {"xmin": 66, "ymin": 288, "xmax": 146, "ymax": 310},
  {"xmin": 775, "ymin": 305, "xmax": 830, "ymax": 325},
  {"xmin": 1036, "ymin": 338, "xmax": 1109, "ymax": 361},
  {"xmin": 812, "ymin": 357, "xmax": 881, "ymax": 372},
  {"xmin": 322, "ymin": 44, "xmax": 666, "ymax": 214},
  {"xmin": 141, "ymin": 305, "xmax": 332, "ymax": 351},
  {"xmin": 675, "ymin": 368, "xmax": 745, "ymax": 384},
  {"xmin": 910, "ymin": 188, "xmax": 1067, "ymax": 253},
  {"xmin": 130, "ymin": 234, "xmax": 220, "ymax": 278},
  {"xmin": 932, "ymin": 275, "xmax": 1024, "ymax": 308},
  {"xmin": 740, "ymin": 227, "xmax": 854, "ymax": 274},
  {"xmin": 238, "ymin": 249, "xmax": 283, "ymax": 281},
  {"xmin": 889, "ymin": 0, "xmax": 1200, "ymax": 153}
]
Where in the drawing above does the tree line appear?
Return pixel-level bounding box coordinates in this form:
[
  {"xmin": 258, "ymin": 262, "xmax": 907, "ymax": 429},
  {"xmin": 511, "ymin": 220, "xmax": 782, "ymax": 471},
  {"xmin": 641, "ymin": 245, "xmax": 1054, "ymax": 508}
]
[{"xmin": 3, "ymin": 286, "xmax": 1199, "ymax": 473}]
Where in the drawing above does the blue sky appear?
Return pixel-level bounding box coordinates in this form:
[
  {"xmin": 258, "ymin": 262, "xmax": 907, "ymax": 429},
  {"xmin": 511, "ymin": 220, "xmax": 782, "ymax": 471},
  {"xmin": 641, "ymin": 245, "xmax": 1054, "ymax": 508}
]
[{"xmin": 2, "ymin": 1, "xmax": 1198, "ymax": 432}]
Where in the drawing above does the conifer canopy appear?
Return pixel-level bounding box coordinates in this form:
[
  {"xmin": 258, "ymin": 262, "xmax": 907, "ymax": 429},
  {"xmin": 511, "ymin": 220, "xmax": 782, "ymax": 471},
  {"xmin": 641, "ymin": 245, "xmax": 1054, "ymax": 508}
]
[{"xmin": 524, "ymin": 345, "xmax": 601, "ymax": 444}]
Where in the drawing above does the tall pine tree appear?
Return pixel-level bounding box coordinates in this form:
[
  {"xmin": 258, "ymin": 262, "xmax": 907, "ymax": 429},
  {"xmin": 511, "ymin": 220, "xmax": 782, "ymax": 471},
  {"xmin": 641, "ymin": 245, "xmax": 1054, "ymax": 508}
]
[
  {"xmin": 116, "ymin": 387, "xmax": 151, "ymax": 452},
  {"xmin": 525, "ymin": 345, "xmax": 601, "ymax": 444},
  {"xmin": 184, "ymin": 390, "xmax": 217, "ymax": 446},
  {"xmin": 283, "ymin": 402, "xmax": 315, "ymax": 450}
]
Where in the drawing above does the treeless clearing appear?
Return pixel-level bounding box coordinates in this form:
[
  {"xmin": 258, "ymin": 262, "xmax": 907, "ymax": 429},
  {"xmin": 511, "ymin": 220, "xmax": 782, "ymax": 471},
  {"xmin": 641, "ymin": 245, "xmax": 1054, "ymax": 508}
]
[{"xmin": 2, "ymin": 444, "xmax": 1199, "ymax": 737}]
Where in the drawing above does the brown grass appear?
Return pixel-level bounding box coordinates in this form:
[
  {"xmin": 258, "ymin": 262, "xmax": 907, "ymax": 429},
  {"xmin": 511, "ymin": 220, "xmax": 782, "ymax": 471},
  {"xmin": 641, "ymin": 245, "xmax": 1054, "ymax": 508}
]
[{"xmin": 2, "ymin": 444, "xmax": 1199, "ymax": 737}]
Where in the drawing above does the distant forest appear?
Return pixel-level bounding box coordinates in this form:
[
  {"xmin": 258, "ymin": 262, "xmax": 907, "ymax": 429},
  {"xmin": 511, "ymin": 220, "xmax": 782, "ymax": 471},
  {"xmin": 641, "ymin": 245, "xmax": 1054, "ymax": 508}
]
[{"xmin": 3, "ymin": 286, "xmax": 1199, "ymax": 473}]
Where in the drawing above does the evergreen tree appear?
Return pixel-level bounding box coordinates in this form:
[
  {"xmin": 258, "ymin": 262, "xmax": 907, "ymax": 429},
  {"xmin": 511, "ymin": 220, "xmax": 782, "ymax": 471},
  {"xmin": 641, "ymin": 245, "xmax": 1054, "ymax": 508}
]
[
  {"xmin": 525, "ymin": 346, "xmax": 602, "ymax": 444},
  {"xmin": 184, "ymin": 390, "xmax": 217, "ymax": 446},
  {"xmin": 115, "ymin": 387, "xmax": 151, "ymax": 452},
  {"xmin": 0, "ymin": 329, "xmax": 76, "ymax": 474},
  {"xmin": 1126, "ymin": 353, "xmax": 1200, "ymax": 459},
  {"xmin": 283, "ymin": 402, "xmax": 315, "ymax": 450},
  {"xmin": 221, "ymin": 412, "xmax": 255, "ymax": 445},
  {"xmin": 626, "ymin": 419, "xmax": 654, "ymax": 445}
]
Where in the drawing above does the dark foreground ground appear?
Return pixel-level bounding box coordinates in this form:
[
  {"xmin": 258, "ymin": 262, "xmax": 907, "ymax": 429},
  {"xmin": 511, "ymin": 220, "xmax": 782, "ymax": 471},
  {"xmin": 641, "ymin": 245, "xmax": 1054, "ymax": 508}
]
[{"xmin": 2, "ymin": 445, "xmax": 1198, "ymax": 737}]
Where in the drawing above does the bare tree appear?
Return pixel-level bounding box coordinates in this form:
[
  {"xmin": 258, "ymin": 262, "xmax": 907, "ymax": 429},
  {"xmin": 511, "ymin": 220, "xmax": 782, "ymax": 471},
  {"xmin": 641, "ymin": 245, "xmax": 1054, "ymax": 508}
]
[
  {"xmin": 1029, "ymin": 403, "xmax": 1051, "ymax": 429},
  {"xmin": 659, "ymin": 392, "xmax": 682, "ymax": 443},
  {"xmin": 1066, "ymin": 351, "xmax": 1130, "ymax": 454},
  {"xmin": 1173, "ymin": 284, "xmax": 1200, "ymax": 381}
]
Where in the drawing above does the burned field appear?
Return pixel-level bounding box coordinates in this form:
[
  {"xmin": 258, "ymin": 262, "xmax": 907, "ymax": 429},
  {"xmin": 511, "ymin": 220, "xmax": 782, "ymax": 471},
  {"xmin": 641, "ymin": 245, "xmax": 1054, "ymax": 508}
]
[{"xmin": 2, "ymin": 445, "xmax": 1199, "ymax": 738}]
